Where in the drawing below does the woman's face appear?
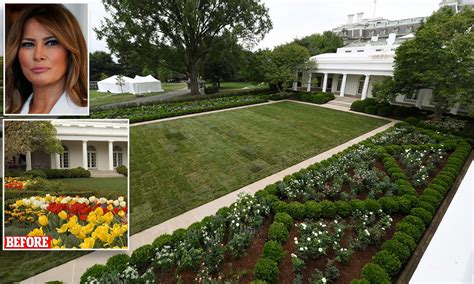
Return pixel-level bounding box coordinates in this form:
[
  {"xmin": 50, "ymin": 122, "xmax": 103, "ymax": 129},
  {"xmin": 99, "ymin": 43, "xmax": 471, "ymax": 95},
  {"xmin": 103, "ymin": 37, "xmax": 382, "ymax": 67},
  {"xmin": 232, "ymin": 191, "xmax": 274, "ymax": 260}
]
[{"xmin": 18, "ymin": 18, "xmax": 68, "ymax": 90}]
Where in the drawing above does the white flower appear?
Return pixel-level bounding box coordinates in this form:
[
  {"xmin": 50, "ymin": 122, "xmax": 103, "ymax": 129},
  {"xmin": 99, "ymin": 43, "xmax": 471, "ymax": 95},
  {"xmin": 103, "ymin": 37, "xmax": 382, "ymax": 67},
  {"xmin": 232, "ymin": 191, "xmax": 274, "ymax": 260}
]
[
  {"xmin": 291, "ymin": 253, "xmax": 297, "ymax": 258},
  {"xmin": 118, "ymin": 196, "xmax": 124, "ymax": 202},
  {"xmin": 113, "ymin": 200, "xmax": 120, "ymax": 207},
  {"xmin": 318, "ymin": 247, "xmax": 323, "ymax": 252},
  {"xmin": 295, "ymin": 240, "xmax": 299, "ymax": 245},
  {"xmin": 99, "ymin": 198, "xmax": 107, "ymax": 204},
  {"xmin": 364, "ymin": 229, "xmax": 370, "ymax": 236},
  {"xmin": 89, "ymin": 196, "xmax": 96, "ymax": 203},
  {"xmin": 322, "ymin": 277, "xmax": 327, "ymax": 283},
  {"xmin": 120, "ymin": 201, "xmax": 127, "ymax": 207},
  {"xmin": 307, "ymin": 237, "xmax": 311, "ymax": 242},
  {"xmin": 299, "ymin": 247, "xmax": 304, "ymax": 251},
  {"xmin": 334, "ymin": 220, "xmax": 338, "ymax": 224}
]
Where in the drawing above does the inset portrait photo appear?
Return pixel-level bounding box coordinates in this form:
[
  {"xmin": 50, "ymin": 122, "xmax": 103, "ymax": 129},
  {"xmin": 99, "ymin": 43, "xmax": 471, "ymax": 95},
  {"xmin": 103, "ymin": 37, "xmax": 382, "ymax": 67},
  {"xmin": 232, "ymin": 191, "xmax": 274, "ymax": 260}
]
[{"xmin": 4, "ymin": 3, "xmax": 88, "ymax": 115}]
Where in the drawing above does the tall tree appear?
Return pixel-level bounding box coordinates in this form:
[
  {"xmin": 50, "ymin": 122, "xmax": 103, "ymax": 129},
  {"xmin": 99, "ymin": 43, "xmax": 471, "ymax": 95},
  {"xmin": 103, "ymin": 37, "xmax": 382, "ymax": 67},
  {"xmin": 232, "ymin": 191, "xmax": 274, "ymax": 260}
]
[
  {"xmin": 96, "ymin": 0, "xmax": 272, "ymax": 95},
  {"xmin": 393, "ymin": 7, "xmax": 474, "ymax": 119},
  {"xmin": 4, "ymin": 121, "xmax": 63, "ymax": 160},
  {"xmin": 294, "ymin": 31, "xmax": 344, "ymax": 56},
  {"xmin": 89, "ymin": 51, "xmax": 121, "ymax": 81},
  {"xmin": 264, "ymin": 43, "xmax": 313, "ymax": 94}
]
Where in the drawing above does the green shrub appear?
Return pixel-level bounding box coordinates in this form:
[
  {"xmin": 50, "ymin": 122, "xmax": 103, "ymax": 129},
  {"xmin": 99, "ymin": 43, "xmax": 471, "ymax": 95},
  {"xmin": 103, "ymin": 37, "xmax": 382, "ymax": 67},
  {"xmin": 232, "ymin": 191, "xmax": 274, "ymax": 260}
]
[
  {"xmin": 373, "ymin": 250, "xmax": 401, "ymax": 276},
  {"xmin": 286, "ymin": 202, "xmax": 306, "ymax": 219},
  {"xmin": 273, "ymin": 212, "xmax": 293, "ymax": 229},
  {"xmin": 45, "ymin": 167, "xmax": 91, "ymax": 179},
  {"xmin": 304, "ymin": 201, "xmax": 322, "ymax": 218},
  {"xmin": 399, "ymin": 195, "xmax": 417, "ymax": 214},
  {"xmin": 410, "ymin": 208, "xmax": 433, "ymax": 225},
  {"xmin": 364, "ymin": 199, "xmax": 381, "ymax": 213},
  {"xmin": 106, "ymin": 253, "xmax": 130, "ymax": 273},
  {"xmin": 379, "ymin": 197, "xmax": 399, "ymax": 214},
  {"xmin": 361, "ymin": 263, "xmax": 391, "ymax": 284},
  {"xmin": 364, "ymin": 98, "xmax": 378, "ymax": 106},
  {"xmin": 418, "ymin": 195, "xmax": 440, "ymax": 209},
  {"xmin": 25, "ymin": 169, "xmax": 47, "ymax": 179},
  {"xmin": 268, "ymin": 222, "xmax": 289, "ymax": 244},
  {"xmin": 80, "ymin": 264, "xmax": 109, "ymax": 284},
  {"xmin": 254, "ymin": 258, "xmax": 279, "ymax": 283},
  {"xmin": 404, "ymin": 215, "xmax": 426, "ymax": 231},
  {"xmin": 392, "ymin": 232, "xmax": 417, "ymax": 252},
  {"xmin": 396, "ymin": 222, "xmax": 423, "ymax": 241},
  {"xmin": 351, "ymin": 100, "xmax": 366, "ymax": 112},
  {"xmin": 321, "ymin": 200, "xmax": 337, "ymax": 218},
  {"xmin": 417, "ymin": 201, "xmax": 436, "ymax": 215},
  {"xmin": 429, "ymin": 184, "xmax": 448, "ymax": 196},
  {"xmin": 364, "ymin": 105, "xmax": 377, "ymax": 115},
  {"xmin": 129, "ymin": 245, "xmax": 154, "ymax": 272},
  {"xmin": 334, "ymin": 201, "xmax": 351, "ymax": 217},
  {"xmin": 382, "ymin": 240, "xmax": 411, "ymax": 263},
  {"xmin": 377, "ymin": 106, "xmax": 392, "ymax": 117},
  {"xmin": 325, "ymin": 260, "xmax": 340, "ymax": 282},
  {"xmin": 152, "ymin": 234, "xmax": 174, "ymax": 249},
  {"xmin": 115, "ymin": 165, "xmax": 128, "ymax": 176},
  {"xmin": 404, "ymin": 116, "xmax": 419, "ymax": 125},
  {"xmin": 263, "ymin": 240, "xmax": 285, "ymax": 262},
  {"xmin": 350, "ymin": 199, "xmax": 366, "ymax": 212},
  {"xmin": 204, "ymin": 85, "xmax": 219, "ymax": 94}
]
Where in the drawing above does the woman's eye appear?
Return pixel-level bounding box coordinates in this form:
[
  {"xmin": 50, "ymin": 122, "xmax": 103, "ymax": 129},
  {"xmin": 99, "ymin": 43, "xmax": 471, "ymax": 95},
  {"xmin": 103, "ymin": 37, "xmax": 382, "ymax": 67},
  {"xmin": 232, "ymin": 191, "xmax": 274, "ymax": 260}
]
[
  {"xmin": 21, "ymin": 42, "xmax": 34, "ymax": 48},
  {"xmin": 45, "ymin": 39, "xmax": 59, "ymax": 46}
]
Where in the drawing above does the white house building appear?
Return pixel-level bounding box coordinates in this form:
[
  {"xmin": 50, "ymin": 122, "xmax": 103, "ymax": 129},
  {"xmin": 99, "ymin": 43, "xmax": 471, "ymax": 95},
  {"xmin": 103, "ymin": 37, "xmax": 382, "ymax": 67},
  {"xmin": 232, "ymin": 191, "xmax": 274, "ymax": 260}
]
[
  {"xmin": 24, "ymin": 120, "xmax": 129, "ymax": 173},
  {"xmin": 296, "ymin": 1, "xmax": 471, "ymax": 114}
]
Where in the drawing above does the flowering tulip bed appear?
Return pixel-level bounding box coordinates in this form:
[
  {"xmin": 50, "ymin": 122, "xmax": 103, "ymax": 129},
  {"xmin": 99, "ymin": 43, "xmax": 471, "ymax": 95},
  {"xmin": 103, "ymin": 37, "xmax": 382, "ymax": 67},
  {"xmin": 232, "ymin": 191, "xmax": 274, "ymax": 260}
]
[
  {"xmin": 4, "ymin": 177, "xmax": 33, "ymax": 190},
  {"xmin": 81, "ymin": 123, "xmax": 470, "ymax": 283},
  {"xmin": 4, "ymin": 195, "xmax": 128, "ymax": 249}
]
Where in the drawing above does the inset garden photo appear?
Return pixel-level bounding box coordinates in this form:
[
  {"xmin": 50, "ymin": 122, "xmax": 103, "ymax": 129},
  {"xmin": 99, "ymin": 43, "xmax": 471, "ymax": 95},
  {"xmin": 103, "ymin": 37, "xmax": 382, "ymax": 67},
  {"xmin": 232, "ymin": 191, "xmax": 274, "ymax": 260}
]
[{"xmin": 3, "ymin": 119, "xmax": 129, "ymax": 250}]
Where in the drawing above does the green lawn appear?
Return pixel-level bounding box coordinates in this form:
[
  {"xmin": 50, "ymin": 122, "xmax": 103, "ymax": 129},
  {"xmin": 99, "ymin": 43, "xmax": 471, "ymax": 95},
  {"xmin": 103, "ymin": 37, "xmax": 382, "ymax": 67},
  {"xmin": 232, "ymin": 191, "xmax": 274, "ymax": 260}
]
[
  {"xmin": 55, "ymin": 177, "xmax": 128, "ymax": 197},
  {"xmin": 130, "ymin": 101, "xmax": 389, "ymax": 233},
  {"xmin": 90, "ymin": 82, "xmax": 187, "ymax": 107}
]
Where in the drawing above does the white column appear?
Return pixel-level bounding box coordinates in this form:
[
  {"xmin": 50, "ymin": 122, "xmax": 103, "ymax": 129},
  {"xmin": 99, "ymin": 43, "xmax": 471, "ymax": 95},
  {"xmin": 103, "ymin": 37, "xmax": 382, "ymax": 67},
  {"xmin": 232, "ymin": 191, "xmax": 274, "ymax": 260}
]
[
  {"xmin": 361, "ymin": 74, "xmax": 371, "ymax": 100},
  {"xmin": 306, "ymin": 72, "xmax": 312, "ymax": 92},
  {"xmin": 340, "ymin": 74, "xmax": 347, "ymax": 97},
  {"xmin": 26, "ymin": 151, "xmax": 32, "ymax": 171},
  {"xmin": 50, "ymin": 154, "xmax": 56, "ymax": 169},
  {"xmin": 108, "ymin": 141, "xmax": 114, "ymax": 170},
  {"xmin": 322, "ymin": 73, "xmax": 329, "ymax": 93},
  {"xmin": 55, "ymin": 153, "xmax": 61, "ymax": 169},
  {"xmin": 292, "ymin": 81, "xmax": 297, "ymax": 91},
  {"xmin": 450, "ymin": 103, "xmax": 460, "ymax": 115},
  {"xmin": 415, "ymin": 91, "xmax": 424, "ymax": 109},
  {"xmin": 82, "ymin": 141, "xmax": 88, "ymax": 169}
]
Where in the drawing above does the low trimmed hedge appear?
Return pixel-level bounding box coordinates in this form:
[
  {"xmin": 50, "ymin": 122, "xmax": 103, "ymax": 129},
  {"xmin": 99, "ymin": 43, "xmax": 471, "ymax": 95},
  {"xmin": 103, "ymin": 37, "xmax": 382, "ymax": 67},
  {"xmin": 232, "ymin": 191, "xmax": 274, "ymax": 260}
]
[
  {"xmin": 44, "ymin": 167, "xmax": 91, "ymax": 179},
  {"xmin": 298, "ymin": 91, "xmax": 335, "ymax": 104}
]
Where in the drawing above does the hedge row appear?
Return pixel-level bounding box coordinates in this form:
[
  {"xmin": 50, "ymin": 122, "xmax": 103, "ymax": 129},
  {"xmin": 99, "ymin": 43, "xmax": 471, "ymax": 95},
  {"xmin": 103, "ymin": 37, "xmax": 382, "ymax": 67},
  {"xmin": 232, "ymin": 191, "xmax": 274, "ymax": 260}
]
[
  {"xmin": 357, "ymin": 140, "xmax": 471, "ymax": 281},
  {"xmin": 9, "ymin": 167, "xmax": 92, "ymax": 179},
  {"xmin": 297, "ymin": 91, "xmax": 336, "ymax": 104},
  {"xmin": 350, "ymin": 98, "xmax": 427, "ymax": 119},
  {"xmin": 254, "ymin": 214, "xmax": 293, "ymax": 282}
]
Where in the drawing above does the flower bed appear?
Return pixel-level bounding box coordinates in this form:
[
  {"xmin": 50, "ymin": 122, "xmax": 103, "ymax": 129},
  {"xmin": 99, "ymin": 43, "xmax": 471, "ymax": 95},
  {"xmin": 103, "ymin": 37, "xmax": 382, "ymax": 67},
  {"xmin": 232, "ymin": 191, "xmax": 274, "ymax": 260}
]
[
  {"xmin": 4, "ymin": 195, "xmax": 128, "ymax": 249},
  {"xmin": 91, "ymin": 95, "xmax": 269, "ymax": 123},
  {"xmin": 80, "ymin": 123, "xmax": 471, "ymax": 283},
  {"xmin": 4, "ymin": 177, "xmax": 32, "ymax": 190}
]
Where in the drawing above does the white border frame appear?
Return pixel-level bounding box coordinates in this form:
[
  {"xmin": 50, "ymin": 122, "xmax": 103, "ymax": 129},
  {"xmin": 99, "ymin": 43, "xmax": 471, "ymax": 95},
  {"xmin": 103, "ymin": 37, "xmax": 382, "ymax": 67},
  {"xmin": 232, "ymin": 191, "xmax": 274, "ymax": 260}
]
[
  {"xmin": 3, "ymin": 1, "xmax": 90, "ymax": 116},
  {"xmin": 3, "ymin": 118, "xmax": 130, "ymax": 251}
]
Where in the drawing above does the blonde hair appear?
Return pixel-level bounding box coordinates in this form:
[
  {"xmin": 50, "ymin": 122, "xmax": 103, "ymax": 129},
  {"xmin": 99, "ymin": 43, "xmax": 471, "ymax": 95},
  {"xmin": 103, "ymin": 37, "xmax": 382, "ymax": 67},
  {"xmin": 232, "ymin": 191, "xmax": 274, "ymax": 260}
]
[{"xmin": 5, "ymin": 4, "xmax": 87, "ymax": 113}]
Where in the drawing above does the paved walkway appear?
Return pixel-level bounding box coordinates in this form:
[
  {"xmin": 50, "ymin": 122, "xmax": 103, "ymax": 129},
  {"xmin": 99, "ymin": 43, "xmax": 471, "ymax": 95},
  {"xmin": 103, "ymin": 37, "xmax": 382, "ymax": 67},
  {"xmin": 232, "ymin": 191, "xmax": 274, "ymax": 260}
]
[
  {"xmin": 97, "ymin": 87, "xmax": 190, "ymax": 109},
  {"xmin": 22, "ymin": 100, "xmax": 396, "ymax": 283}
]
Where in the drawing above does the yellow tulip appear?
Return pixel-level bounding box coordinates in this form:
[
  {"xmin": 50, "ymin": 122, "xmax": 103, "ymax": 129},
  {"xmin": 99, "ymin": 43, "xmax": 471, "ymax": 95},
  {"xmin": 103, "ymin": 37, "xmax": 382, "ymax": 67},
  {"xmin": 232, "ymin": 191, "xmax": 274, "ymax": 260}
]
[
  {"xmin": 111, "ymin": 224, "xmax": 122, "ymax": 237},
  {"xmin": 38, "ymin": 215, "xmax": 48, "ymax": 227},
  {"xmin": 107, "ymin": 204, "xmax": 114, "ymax": 211},
  {"xmin": 27, "ymin": 227, "xmax": 44, "ymax": 237},
  {"xmin": 100, "ymin": 212, "xmax": 114, "ymax": 224},
  {"xmin": 87, "ymin": 212, "xmax": 97, "ymax": 224},
  {"xmin": 57, "ymin": 224, "xmax": 69, "ymax": 234},
  {"xmin": 79, "ymin": 237, "xmax": 96, "ymax": 249},
  {"xmin": 82, "ymin": 223, "xmax": 95, "ymax": 235},
  {"xmin": 94, "ymin": 207, "xmax": 104, "ymax": 217},
  {"xmin": 118, "ymin": 210, "xmax": 126, "ymax": 218},
  {"xmin": 58, "ymin": 210, "xmax": 68, "ymax": 220}
]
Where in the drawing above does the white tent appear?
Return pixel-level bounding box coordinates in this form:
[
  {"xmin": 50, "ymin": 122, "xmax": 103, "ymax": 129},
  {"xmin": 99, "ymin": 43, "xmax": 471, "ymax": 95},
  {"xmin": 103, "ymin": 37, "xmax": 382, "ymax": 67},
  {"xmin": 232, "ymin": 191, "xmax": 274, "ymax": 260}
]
[{"xmin": 97, "ymin": 75, "xmax": 163, "ymax": 95}]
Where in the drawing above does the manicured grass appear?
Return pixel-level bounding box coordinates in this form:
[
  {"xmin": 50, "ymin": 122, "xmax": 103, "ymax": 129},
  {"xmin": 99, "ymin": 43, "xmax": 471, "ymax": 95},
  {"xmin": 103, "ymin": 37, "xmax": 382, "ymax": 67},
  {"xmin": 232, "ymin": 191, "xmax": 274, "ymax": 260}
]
[
  {"xmin": 55, "ymin": 177, "xmax": 128, "ymax": 197},
  {"xmin": 130, "ymin": 101, "xmax": 389, "ymax": 233},
  {"xmin": 90, "ymin": 82, "xmax": 187, "ymax": 106}
]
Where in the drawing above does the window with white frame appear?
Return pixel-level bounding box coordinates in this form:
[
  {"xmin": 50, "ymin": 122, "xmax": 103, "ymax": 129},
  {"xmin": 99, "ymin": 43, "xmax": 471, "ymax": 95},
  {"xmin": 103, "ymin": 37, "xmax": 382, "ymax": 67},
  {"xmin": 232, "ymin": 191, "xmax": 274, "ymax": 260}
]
[
  {"xmin": 405, "ymin": 91, "xmax": 419, "ymax": 102},
  {"xmin": 336, "ymin": 76, "xmax": 343, "ymax": 91},
  {"xmin": 87, "ymin": 145, "xmax": 97, "ymax": 169},
  {"xmin": 113, "ymin": 146, "xmax": 123, "ymax": 168},
  {"xmin": 60, "ymin": 145, "xmax": 69, "ymax": 169},
  {"xmin": 357, "ymin": 77, "xmax": 365, "ymax": 95}
]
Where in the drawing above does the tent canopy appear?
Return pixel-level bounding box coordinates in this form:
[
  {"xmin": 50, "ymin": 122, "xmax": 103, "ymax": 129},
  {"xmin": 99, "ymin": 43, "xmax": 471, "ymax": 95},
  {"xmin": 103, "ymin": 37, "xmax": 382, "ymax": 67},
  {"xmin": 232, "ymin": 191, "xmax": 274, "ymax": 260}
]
[{"xmin": 97, "ymin": 75, "xmax": 164, "ymax": 94}]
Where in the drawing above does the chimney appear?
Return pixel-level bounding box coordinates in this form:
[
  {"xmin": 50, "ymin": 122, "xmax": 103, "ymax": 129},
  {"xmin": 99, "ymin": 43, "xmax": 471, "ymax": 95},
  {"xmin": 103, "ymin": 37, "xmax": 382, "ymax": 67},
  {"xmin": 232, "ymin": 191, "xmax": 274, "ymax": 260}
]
[
  {"xmin": 347, "ymin": 14, "xmax": 354, "ymax": 24},
  {"xmin": 356, "ymin": 12, "xmax": 364, "ymax": 22}
]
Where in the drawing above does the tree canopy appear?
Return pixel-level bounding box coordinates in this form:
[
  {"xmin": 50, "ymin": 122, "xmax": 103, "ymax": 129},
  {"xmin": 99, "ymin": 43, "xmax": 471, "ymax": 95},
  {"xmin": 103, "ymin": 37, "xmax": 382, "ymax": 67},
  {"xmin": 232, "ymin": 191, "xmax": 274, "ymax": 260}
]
[
  {"xmin": 264, "ymin": 43, "xmax": 313, "ymax": 94},
  {"xmin": 4, "ymin": 121, "xmax": 63, "ymax": 160},
  {"xmin": 393, "ymin": 7, "xmax": 474, "ymax": 119},
  {"xmin": 96, "ymin": 0, "xmax": 272, "ymax": 95},
  {"xmin": 293, "ymin": 31, "xmax": 344, "ymax": 56},
  {"xmin": 89, "ymin": 51, "xmax": 121, "ymax": 81}
]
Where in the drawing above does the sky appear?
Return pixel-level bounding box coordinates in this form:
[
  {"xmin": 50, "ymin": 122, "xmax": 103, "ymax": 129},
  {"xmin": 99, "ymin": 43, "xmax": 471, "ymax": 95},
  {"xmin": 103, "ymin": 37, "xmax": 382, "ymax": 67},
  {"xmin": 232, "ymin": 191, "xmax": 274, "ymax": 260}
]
[{"xmin": 1, "ymin": 0, "xmax": 441, "ymax": 55}]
